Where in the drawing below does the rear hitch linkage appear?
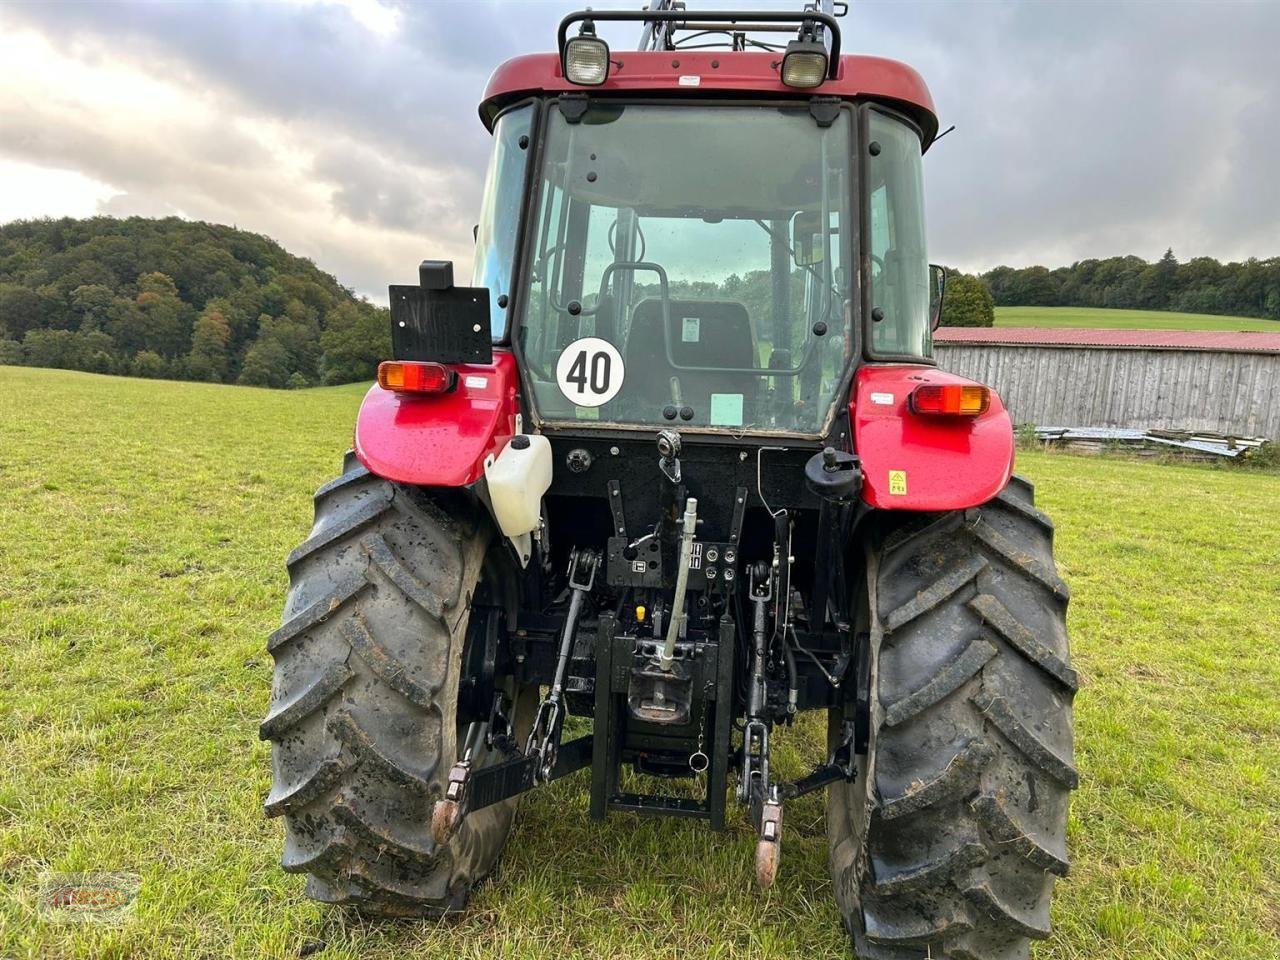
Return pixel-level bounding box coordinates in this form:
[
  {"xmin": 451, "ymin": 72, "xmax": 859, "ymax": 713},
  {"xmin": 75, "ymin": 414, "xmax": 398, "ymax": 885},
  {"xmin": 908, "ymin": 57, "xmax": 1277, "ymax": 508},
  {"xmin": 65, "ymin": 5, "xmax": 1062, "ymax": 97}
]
[
  {"xmin": 740, "ymin": 559, "xmax": 784, "ymax": 888},
  {"xmin": 528, "ymin": 547, "xmax": 599, "ymax": 780},
  {"xmin": 431, "ymin": 549, "xmax": 599, "ymax": 846},
  {"xmin": 431, "ymin": 500, "xmax": 857, "ymax": 886}
]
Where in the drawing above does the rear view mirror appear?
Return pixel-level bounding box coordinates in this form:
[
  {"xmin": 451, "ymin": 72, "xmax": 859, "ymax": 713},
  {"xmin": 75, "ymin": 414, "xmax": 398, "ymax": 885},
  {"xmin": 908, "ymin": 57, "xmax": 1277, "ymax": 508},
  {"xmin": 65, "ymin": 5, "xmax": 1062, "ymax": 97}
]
[
  {"xmin": 792, "ymin": 210, "xmax": 824, "ymax": 266},
  {"xmin": 929, "ymin": 264, "xmax": 946, "ymax": 330}
]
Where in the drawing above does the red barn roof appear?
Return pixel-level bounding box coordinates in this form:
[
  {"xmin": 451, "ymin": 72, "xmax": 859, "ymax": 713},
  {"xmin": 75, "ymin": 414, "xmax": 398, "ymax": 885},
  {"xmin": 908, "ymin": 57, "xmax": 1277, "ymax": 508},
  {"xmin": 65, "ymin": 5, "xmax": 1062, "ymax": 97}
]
[
  {"xmin": 933, "ymin": 327, "xmax": 1280, "ymax": 355},
  {"xmin": 480, "ymin": 52, "xmax": 937, "ymax": 141}
]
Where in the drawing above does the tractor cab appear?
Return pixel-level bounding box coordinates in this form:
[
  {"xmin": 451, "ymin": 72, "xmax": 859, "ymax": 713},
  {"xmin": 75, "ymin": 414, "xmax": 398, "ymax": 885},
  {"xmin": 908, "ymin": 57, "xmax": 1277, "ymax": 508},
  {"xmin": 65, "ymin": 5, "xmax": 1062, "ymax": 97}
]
[{"xmin": 472, "ymin": 23, "xmax": 937, "ymax": 438}]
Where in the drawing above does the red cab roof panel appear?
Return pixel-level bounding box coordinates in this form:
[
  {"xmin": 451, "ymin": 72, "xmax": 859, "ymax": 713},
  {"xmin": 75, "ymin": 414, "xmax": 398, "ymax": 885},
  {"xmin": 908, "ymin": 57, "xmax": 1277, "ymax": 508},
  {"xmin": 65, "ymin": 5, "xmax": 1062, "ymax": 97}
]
[{"xmin": 480, "ymin": 51, "xmax": 937, "ymax": 143}]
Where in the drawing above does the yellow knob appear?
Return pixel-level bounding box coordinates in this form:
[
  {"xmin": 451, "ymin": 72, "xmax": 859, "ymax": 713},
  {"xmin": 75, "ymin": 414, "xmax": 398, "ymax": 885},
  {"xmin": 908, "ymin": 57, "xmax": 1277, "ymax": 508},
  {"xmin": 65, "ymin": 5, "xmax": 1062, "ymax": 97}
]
[{"xmin": 635, "ymin": 605, "xmax": 647, "ymax": 623}]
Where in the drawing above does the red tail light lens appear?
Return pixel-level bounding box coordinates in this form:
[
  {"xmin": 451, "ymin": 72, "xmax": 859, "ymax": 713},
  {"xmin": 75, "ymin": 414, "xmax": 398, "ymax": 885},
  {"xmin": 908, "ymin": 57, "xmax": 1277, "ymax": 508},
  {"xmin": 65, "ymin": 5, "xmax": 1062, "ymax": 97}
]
[
  {"xmin": 910, "ymin": 383, "xmax": 990, "ymax": 417},
  {"xmin": 377, "ymin": 361, "xmax": 456, "ymax": 394}
]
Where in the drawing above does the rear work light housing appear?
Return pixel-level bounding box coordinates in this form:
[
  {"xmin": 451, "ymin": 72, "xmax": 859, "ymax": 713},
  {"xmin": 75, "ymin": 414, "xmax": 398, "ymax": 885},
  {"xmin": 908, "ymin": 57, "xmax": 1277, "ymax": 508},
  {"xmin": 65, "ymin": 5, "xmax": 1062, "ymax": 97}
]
[
  {"xmin": 563, "ymin": 21, "xmax": 610, "ymax": 86},
  {"xmin": 909, "ymin": 383, "xmax": 991, "ymax": 417},
  {"xmin": 780, "ymin": 35, "xmax": 829, "ymax": 89},
  {"xmin": 378, "ymin": 361, "xmax": 456, "ymax": 395}
]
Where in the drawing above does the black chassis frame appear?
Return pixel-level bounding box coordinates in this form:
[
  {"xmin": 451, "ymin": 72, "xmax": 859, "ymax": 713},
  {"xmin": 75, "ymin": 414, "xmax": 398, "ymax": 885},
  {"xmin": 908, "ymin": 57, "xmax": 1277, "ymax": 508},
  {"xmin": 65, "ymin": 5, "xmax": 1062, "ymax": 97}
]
[{"xmin": 447, "ymin": 92, "xmax": 930, "ymax": 828}]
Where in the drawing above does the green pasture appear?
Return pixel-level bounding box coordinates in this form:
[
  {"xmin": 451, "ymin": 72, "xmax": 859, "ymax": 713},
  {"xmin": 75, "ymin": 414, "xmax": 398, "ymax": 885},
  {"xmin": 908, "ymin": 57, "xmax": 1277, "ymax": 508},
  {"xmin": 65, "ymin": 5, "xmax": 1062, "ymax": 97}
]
[
  {"xmin": 994, "ymin": 305, "xmax": 1280, "ymax": 332},
  {"xmin": 0, "ymin": 366, "xmax": 1276, "ymax": 959}
]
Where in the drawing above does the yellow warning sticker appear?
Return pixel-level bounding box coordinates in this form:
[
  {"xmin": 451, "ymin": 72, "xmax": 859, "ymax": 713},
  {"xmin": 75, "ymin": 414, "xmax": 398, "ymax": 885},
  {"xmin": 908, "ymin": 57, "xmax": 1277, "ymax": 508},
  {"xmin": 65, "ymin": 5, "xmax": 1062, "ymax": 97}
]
[{"xmin": 888, "ymin": 470, "xmax": 908, "ymax": 496}]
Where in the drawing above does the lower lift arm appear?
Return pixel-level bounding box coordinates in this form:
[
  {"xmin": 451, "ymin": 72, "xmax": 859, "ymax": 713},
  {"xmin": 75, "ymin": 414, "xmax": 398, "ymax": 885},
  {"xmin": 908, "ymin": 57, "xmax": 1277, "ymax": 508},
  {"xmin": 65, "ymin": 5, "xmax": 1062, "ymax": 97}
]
[{"xmin": 431, "ymin": 549, "xmax": 599, "ymax": 845}]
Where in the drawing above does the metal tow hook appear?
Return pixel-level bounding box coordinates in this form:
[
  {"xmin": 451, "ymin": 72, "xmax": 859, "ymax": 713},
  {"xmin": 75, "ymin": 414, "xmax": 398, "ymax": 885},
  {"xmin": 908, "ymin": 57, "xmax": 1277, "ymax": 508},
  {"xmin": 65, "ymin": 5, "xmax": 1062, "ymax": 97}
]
[{"xmin": 527, "ymin": 548, "xmax": 598, "ymax": 782}]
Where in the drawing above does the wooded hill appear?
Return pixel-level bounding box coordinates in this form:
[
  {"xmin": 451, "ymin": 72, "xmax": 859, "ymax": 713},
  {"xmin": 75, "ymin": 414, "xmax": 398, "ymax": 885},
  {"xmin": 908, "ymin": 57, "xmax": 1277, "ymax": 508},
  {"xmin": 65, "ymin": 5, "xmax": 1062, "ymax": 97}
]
[{"xmin": 0, "ymin": 217, "xmax": 389, "ymax": 387}]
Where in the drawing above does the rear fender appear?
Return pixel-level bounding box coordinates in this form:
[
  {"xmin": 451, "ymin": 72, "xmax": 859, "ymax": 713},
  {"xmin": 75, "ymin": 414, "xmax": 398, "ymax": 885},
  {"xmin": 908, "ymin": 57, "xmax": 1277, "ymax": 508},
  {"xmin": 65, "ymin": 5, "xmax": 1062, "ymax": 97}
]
[
  {"xmin": 354, "ymin": 350, "xmax": 520, "ymax": 487},
  {"xmin": 852, "ymin": 364, "xmax": 1013, "ymax": 511}
]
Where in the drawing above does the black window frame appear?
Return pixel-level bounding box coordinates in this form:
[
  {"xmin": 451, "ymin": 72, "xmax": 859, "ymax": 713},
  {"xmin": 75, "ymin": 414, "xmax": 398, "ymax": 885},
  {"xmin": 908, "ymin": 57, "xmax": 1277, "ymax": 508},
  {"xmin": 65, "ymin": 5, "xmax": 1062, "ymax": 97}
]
[
  {"xmin": 485, "ymin": 96, "xmax": 544, "ymax": 347},
  {"xmin": 858, "ymin": 102, "xmax": 938, "ymax": 366}
]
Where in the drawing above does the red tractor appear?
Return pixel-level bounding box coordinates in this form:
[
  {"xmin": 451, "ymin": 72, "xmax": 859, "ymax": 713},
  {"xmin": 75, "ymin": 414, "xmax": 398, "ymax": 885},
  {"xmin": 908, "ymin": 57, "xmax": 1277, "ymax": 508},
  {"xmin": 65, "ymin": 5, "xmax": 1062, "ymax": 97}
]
[{"xmin": 262, "ymin": 4, "xmax": 1076, "ymax": 957}]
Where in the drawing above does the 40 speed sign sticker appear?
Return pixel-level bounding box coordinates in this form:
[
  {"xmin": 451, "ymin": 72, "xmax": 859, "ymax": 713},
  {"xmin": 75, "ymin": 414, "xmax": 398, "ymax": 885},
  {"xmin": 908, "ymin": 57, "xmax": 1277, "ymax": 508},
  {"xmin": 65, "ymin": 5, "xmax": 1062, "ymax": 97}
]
[{"xmin": 555, "ymin": 337, "xmax": 624, "ymax": 407}]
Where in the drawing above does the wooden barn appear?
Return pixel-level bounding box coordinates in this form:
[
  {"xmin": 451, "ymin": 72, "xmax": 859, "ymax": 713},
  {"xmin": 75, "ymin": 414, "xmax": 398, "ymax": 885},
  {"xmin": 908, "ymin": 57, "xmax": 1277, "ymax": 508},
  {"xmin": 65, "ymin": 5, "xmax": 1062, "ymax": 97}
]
[{"xmin": 933, "ymin": 327, "xmax": 1280, "ymax": 439}]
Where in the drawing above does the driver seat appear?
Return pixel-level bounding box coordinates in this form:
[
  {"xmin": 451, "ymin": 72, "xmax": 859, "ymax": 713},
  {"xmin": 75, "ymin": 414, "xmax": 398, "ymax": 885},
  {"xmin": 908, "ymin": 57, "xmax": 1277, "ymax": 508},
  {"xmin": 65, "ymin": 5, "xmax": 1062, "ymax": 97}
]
[{"xmin": 624, "ymin": 298, "xmax": 758, "ymax": 418}]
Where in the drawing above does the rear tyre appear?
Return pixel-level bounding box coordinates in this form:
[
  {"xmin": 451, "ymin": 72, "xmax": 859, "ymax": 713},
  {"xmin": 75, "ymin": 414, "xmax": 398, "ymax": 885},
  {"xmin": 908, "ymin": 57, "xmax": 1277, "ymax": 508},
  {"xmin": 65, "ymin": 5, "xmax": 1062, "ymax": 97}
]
[
  {"xmin": 829, "ymin": 477, "xmax": 1078, "ymax": 960},
  {"xmin": 261, "ymin": 452, "xmax": 528, "ymax": 915}
]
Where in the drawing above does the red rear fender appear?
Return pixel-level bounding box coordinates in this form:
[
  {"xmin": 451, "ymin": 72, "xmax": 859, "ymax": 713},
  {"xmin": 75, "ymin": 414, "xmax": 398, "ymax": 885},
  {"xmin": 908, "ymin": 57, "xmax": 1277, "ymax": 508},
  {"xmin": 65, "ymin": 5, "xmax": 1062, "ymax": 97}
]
[
  {"xmin": 852, "ymin": 365, "xmax": 1014, "ymax": 512},
  {"xmin": 353, "ymin": 351, "xmax": 520, "ymax": 487}
]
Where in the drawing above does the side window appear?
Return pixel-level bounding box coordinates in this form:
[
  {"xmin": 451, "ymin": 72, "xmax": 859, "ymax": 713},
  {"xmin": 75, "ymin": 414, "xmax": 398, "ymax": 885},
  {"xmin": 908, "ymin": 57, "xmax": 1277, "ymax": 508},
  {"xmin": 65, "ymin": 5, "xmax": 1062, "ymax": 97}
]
[
  {"xmin": 867, "ymin": 111, "xmax": 931, "ymax": 359},
  {"xmin": 868, "ymin": 183, "xmax": 900, "ymax": 351},
  {"xmin": 472, "ymin": 105, "xmax": 533, "ymax": 338},
  {"xmin": 870, "ymin": 185, "xmax": 890, "ymax": 263}
]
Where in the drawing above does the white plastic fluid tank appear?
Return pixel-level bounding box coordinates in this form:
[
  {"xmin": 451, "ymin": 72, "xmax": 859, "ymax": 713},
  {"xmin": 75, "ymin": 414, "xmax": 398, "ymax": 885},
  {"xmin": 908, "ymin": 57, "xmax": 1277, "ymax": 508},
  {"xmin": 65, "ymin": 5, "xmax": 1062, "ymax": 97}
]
[{"xmin": 485, "ymin": 434, "xmax": 552, "ymax": 538}]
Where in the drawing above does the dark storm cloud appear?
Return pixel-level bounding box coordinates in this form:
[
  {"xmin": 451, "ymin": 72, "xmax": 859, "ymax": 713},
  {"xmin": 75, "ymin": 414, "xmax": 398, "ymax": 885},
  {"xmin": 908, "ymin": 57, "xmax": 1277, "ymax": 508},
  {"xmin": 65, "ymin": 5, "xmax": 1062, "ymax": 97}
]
[
  {"xmin": 311, "ymin": 140, "xmax": 474, "ymax": 232},
  {"xmin": 857, "ymin": 1, "xmax": 1280, "ymax": 269},
  {"xmin": 2, "ymin": 0, "xmax": 1278, "ymax": 291},
  {"xmin": 4, "ymin": 0, "xmax": 489, "ymax": 169}
]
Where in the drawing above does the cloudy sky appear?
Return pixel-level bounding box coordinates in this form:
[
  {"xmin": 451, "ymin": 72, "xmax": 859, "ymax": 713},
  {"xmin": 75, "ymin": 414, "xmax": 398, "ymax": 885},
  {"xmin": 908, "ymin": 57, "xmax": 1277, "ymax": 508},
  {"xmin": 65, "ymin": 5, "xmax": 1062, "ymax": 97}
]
[{"xmin": 2, "ymin": 0, "xmax": 1277, "ymax": 301}]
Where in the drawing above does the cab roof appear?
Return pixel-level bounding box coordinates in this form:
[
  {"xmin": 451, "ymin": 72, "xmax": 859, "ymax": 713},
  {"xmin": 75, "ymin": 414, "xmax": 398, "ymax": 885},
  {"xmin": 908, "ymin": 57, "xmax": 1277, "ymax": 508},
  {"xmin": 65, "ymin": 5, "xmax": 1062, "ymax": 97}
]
[{"xmin": 480, "ymin": 51, "xmax": 938, "ymax": 146}]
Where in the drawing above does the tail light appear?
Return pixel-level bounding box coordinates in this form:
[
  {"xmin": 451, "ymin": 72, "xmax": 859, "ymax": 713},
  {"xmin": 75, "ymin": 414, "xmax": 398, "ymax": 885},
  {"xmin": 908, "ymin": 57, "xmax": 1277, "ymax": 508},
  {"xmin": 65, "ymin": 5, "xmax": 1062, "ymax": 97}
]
[
  {"xmin": 910, "ymin": 383, "xmax": 990, "ymax": 417},
  {"xmin": 377, "ymin": 361, "xmax": 456, "ymax": 395}
]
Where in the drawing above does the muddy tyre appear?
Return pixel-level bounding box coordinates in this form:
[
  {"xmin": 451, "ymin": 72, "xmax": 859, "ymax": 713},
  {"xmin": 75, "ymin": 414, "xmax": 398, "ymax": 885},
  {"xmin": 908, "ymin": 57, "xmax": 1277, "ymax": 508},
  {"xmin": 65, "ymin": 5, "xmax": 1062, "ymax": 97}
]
[
  {"xmin": 829, "ymin": 477, "xmax": 1078, "ymax": 960},
  {"xmin": 261, "ymin": 453, "xmax": 525, "ymax": 915}
]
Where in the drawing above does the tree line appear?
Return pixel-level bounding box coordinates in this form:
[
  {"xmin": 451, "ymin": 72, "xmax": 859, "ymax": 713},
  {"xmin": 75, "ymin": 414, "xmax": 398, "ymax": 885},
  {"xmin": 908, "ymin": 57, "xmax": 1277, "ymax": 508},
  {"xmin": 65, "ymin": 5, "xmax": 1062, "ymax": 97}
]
[
  {"xmin": 982, "ymin": 249, "xmax": 1280, "ymax": 320},
  {"xmin": 937, "ymin": 250, "xmax": 1280, "ymax": 327},
  {"xmin": 4, "ymin": 218, "xmax": 1275, "ymax": 387},
  {"xmin": 0, "ymin": 217, "xmax": 390, "ymax": 387}
]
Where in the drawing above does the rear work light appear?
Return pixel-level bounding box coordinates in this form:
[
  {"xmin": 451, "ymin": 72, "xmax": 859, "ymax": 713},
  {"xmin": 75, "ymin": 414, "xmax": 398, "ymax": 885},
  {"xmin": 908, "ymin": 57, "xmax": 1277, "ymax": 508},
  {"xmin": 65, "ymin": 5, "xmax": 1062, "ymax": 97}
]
[
  {"xmin": 378, "ymin": 361, "xmax": 456, "ymax": 395},
  {"xmin": 564, "ymin": 21, "xmax": 610, "ymax": 86},
  {"xmin": 780, "ymin": 35, "xmax": 829, "ymax": 88},
  {"xmin": 910, "ymin": 383, "xmax": 991, "ymax": 417}
]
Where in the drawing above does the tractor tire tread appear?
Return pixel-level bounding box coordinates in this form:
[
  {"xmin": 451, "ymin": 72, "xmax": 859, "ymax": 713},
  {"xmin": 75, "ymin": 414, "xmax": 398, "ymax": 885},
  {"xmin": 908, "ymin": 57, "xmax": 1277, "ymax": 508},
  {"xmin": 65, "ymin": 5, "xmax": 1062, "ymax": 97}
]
[
  {"xmin": 327, "ymin": 707, "xmax": 438, "ymax": 792},
  {"xmin": 968, "ymin": 593, "xmax": 1078, "ymax": 691},
  {"xmin": 876, "ymin": 739, "xmax": 992, "ymax": 821},
  {"xmin": 361, "ymin": 532, "xmax": 453, "ymax": 620},
  {"xmin": 338, "ymin": 614, "xmax": 442, "ymax": 710},
  {"xmin": 870, "ymin": 840, "xmax": 985, "ymax": 893},
  {"xmin": 267, "ymin": 577, "xmax": 367, "ymax": 652},
  {"xmin": 264, "ymin": 755, "xmax": 354, "ymax": 818},
  {"xmin": 285, "ymin": 488, "xmax": 393, "ymax": 569},
  {"xmin": 971, "ymin": 690, "xmax": 1079, "ymax": 789},
  {"xmin": 883, "ymin": 555, "xmax": 988, "ymax": 635},
  {"xmin": 970, "ymin": 795, "xmax": 1069, "ymax": 877},
  {"xmin": 882, "ymin": 638, "xmax": 996, "ymax": 727},
  {"xmin": 258, "ymin": 660, "xmax": 354, "ymax": 740}
]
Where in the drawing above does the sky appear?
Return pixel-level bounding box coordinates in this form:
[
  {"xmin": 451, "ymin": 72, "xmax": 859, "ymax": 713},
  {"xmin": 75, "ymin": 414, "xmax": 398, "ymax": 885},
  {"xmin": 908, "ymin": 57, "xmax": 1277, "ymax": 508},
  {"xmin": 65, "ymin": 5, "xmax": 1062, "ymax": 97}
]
[{"xmin": 1, "ymin": 0, "xmax": 1277, "ymax": 302}]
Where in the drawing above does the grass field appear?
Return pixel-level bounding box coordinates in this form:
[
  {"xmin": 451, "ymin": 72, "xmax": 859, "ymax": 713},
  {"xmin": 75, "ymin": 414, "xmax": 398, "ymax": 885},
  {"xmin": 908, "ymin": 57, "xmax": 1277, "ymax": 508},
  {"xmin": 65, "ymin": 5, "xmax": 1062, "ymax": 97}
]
[
  {"xmin": 995, "ymin": 305, "xmax": 1280, "ymax": 332},
  {"xmin": 1, "ymin": 365, "xmax": 1278, "ymax": 960}
]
